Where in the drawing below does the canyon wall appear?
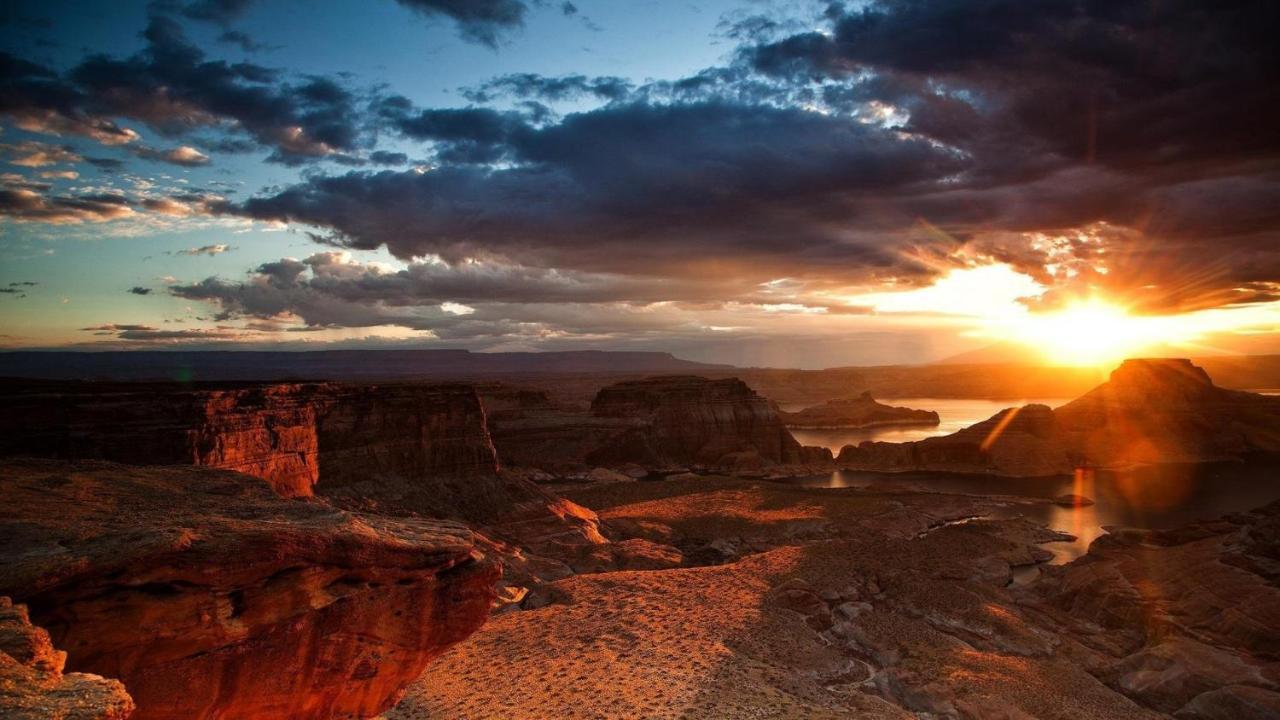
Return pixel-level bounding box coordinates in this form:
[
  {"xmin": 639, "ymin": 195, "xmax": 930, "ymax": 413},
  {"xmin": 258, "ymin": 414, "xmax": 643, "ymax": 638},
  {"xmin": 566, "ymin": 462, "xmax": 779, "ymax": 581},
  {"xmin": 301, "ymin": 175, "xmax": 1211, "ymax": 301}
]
[
  {"xmin": 0, "ymin": 596, "xmax": 135, "ymax": 720},
  {"xmin": 0, "ymin": 381, "xmax": 327, "ymax": 497},
  {"xmin": 0, "ymin": 458, "xmax": 499, "ymax": 720},
  {"xmin": 486, "ymin": 376, "xmax": 832, "ymax": 473},
  {"xmin": 838, "ymin": 359, "xmax": 1280, "ymax": 476},
  {"xmin": 0, "ymin": 378, "xmax": 606, "ymax": 569}
]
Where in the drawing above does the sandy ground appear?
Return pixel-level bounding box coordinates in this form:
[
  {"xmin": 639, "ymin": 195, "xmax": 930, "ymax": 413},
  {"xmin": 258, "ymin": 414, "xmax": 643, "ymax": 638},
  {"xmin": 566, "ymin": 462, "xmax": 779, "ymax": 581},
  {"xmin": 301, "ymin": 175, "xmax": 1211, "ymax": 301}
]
[{"xmin": 385, "ymin": 478, "xmax": 1164, "ymax": 719}]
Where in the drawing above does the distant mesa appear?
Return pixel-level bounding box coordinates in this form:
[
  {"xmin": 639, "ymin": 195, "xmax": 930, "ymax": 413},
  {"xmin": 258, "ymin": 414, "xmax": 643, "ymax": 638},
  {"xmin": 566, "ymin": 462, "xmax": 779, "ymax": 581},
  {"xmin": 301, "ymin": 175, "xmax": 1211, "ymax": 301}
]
[
  {"xmin": 0, "ymin": 349, "xmax": 732, "ymax": 382},
  {"xmin": 777, "ymin": 391, "xmax": 940, "ymax": 429},
  {"xmin": 488, "ymin": 375, "xmax": 832, "ymax": 475},
  {"xmin": 838, "ymin": 358, "xmax": 1280, "ymax": 477}
]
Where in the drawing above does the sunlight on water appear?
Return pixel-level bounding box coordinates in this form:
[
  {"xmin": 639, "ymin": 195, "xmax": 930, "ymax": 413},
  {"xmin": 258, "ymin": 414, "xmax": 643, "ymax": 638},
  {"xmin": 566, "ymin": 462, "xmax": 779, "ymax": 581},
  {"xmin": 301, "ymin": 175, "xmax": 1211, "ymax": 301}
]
[
  {"xmin": 795, "ymin": 461, "xmax": 1280, "ymax": 565},
  {"xmin": 786, "ymin": 397, "xmax": 1072, "ymax": 453}
]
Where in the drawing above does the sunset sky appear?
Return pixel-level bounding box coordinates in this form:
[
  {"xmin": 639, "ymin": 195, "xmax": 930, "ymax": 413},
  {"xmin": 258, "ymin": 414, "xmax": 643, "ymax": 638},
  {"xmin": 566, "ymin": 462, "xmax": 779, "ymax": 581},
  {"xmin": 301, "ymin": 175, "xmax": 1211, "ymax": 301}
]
[{"xmin": 1, "ymin": 0, "xmax": 1278, "ymax": 368}]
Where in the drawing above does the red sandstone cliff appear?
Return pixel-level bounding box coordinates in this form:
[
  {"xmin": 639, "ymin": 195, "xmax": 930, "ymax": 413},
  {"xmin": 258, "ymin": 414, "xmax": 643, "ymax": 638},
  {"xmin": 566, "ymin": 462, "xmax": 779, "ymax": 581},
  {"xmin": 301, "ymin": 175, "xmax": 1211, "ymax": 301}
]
[
  {"xmin": 838, "ymin": 359, "xmax": 1280, "ymax": 476},
  {"xmin": 0, "ymin": 381, "xmax": 327, "ymax": 497},
  {"xmin": 0, "ymin": 458, "xmax": 499, "ymax": 720},
  {"xmin": 1, "ymin": 596, "xmax": 135, "ymax": 720},
  {"xmin": 588, "ymin": 376, "xmax": 828, "ymax": 468},
  {"xmin": 0, "ymin": 380, "xmax": 603, "ymax": 549}
]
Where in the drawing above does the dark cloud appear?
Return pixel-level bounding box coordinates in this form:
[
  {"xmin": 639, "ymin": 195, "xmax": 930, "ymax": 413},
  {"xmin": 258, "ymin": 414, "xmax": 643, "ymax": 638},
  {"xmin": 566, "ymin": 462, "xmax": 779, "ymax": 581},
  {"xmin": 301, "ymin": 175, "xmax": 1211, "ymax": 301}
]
[
  {"xmin": 0, "ymin": 19, "xmax": 364, "ymax": 164},
  {"xmin": 0, "ymin": 189, "xmax": 133, "ymax": 223},
  {"xmin": 461, "ymin": 73, "xmax": 633, "ymax": 103},
  {"xmin": 128, "ymin": 286, "xmax": 153, "ymax": 295},
  {"xmin": 79, "ymin": 323, "xmax": 244, "ymax": 341},
  {"xmin": 216, "ymin": 30, "xmax": 277, "ymax": 53},
  {"xmin": 85, "ymin": 157, "xmax": 126, "ymax": 172},
  {"xmin": 230, "ymin": 100, "xmax": 961, "ymax": 284},
  {"xmin": 393, "ymin": 0, "xmax": 527, "ymax": 47},
  {"xmin": 0, "ymin": 52, "xmax": 140, "ymax": 145},
  {"xmin": 368, "ymin": 150, "xmax": 409, "ymax": 165}
]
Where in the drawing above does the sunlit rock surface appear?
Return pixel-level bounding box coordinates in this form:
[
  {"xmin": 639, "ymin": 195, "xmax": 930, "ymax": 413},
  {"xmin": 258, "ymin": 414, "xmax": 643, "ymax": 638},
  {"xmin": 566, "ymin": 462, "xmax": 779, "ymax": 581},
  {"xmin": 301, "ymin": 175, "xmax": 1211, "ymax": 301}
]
[
  {"xmin": 386, "ymin": 477, "xmax": 1204, "ymax": 719},
  {"xmin": 838, "ymin": 359, "xmax": 1280, "ymax": 476},
  {"xmin": 1033, "ymin": 500, "xmax": 1280, "ymax": 717},
  {"xmin": 0, "ymin": 380, "xmax": 327, "ymax": 497},
  {"xmin": 0, "ymin": 596, "xmax": 134, "ymax": 720},
  {"xmin": 0, "ymin": 459, "xmax": 498, "ymax": 720},
  {"xmin": 778, "ymin": 392, "xmax": 940, "ymax": 429}
]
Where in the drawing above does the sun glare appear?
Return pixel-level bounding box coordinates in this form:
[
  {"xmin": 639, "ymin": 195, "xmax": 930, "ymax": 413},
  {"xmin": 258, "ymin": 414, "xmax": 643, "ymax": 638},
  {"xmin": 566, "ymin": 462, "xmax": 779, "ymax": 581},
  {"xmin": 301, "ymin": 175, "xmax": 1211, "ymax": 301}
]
[{"xmin": 999, "ymin": 298, "xmax": 1188, "ymax": 367}]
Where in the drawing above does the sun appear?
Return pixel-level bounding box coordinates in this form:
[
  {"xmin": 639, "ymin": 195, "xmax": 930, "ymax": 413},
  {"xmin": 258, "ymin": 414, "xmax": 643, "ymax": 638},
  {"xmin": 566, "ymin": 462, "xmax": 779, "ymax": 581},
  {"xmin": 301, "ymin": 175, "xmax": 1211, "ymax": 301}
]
[{"xmin": 999, "ymin": 298, "xmax": 1188, "ymax": 367}]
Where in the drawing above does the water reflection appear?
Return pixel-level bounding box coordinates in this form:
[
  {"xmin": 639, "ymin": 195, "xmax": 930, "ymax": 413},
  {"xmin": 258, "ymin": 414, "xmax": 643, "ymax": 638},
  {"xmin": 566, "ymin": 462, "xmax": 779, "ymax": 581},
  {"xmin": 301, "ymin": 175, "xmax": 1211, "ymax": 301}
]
[
  {"xmin": 785, "ymin": 397, "xmax": 1072, "ymax": 453},
  {"xmin": 795, "ymin": 460, "xmax": 1280, "ymax": 563}
]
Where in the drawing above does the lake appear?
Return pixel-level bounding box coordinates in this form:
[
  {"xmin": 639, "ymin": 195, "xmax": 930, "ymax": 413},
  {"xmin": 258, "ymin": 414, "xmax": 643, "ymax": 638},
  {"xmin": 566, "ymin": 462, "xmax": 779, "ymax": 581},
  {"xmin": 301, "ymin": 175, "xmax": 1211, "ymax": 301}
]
[
  {"xmin": 792, "ymin": 460, "xmax": 1280, "ymax": 567},
  {"xmin": 784, "ymin": 397, "xmax": 1073, "ymax": 453}
]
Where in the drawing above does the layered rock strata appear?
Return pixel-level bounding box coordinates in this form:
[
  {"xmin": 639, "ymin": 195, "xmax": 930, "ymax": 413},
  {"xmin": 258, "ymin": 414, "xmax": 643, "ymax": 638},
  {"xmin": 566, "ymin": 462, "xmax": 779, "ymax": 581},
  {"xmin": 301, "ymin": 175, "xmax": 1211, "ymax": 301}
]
[
  {"xmin": 0, "ymin": 380, "xmax": 603, "ymax": 552},
  {"xmin": 838, "ymin": 359, "xmax": 1280, "ymax": 476},
  {"xmin": 1032, "ymin": 501, "xmax": 1280, "ymax": 717},
  {"xmin": 0, "ymin": 458, "xmax": 499, "ymax": 720},
  {"xmin": 0, "ymin": 596, "xmax": 134, "ymax": 720},
  {"xmin": 486, "ymin": 376, "xmax": 832, "ymax": 473},
  {"xmin": 0, "ymin": 380, "xmax": 326, "ymax": 497}
]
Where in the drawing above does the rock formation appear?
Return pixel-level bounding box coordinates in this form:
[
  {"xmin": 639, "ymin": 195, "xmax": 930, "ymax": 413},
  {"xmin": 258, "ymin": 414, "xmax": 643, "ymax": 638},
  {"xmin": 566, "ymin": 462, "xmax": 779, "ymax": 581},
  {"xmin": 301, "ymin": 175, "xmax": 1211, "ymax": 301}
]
[
  {"xmin": 0, "ymin": 379, "xmax": 605, "ymax": 554},
  {"xmin": 1032, "ymin": 501, "xmax": 1280, "ymax": 717},
  {"xmin": 482, "ymin": 376, "xmax": 832, "ymax": 474},
  {"xmin": 0, "ymin": 596, "xmax": 134, "ymax": 720},
  {"xmin": 0, "ymin": 380, "xmax": 327, "ymax": 497},
  {"xmin": 0, "ymin": 458, "xmax": 499, "ymax": 720},
  {"xmin": 777, "ymin": 392, "xmax": 939, "ymax": 429},
  {"xmin": 838, "ymin": 359, "xmax": 1280, "ymax": 476}
]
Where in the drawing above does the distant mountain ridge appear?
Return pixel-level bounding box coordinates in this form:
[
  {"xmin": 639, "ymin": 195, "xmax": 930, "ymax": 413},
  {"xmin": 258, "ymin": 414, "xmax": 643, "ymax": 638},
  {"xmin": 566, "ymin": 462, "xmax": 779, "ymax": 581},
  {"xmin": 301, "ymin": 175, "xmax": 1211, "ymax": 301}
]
[{"xmin": 0, "ymin": 349, "xmax": 732, "ymax": 382}]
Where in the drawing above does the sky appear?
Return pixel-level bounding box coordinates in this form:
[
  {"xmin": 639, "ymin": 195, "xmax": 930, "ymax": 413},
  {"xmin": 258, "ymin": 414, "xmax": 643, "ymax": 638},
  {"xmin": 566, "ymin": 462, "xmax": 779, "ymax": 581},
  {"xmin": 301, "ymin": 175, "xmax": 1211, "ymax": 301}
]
[{"xmin": 0, "ymin": 0, "xmax": 1278, "ymax": 369}]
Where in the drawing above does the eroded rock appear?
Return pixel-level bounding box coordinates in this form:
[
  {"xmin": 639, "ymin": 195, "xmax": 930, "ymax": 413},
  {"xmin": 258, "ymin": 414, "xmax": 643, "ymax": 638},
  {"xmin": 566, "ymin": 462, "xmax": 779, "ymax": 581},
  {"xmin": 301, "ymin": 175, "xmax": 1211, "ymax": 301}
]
[
  {"xmin": 0, "ymin": 597, "xmax": 134, "ymax": 720},
  {"xmin": 0, "ymin": 459, "xmax": 499, "ymax": 720}
]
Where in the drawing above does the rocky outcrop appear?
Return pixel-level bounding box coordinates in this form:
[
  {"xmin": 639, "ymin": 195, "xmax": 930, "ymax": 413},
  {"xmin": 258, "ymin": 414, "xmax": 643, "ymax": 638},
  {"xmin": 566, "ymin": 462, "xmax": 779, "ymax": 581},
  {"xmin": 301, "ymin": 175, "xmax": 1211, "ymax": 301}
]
[
  {"xmin": 0, "ymin": 379, "xmax": 604, "ymax": 554},
  {"xmin": 838, "ymin": 402, "xmax": 1069, "ymax": 476},
  {"xmin": 1033, "ymin": 501, "xmax": 1280, "ymax": 717},
  {"xmin": 1, "ymin": 596, "xmax": 134, "ymax": 720},
  {"xmin": 483, "ymin": 376, "xmax": 832, "ymax": 474},
  {"xmin": 0, "ymin": 458, "xmax": 499, "ymax": 720},
  {"xmin": 0, "ymin": 380, "xmax": 327, "ymax": 497},
  {"xmin": 839, "ymin": 359, "xmax": 1280, "ymax": 476},
  {"xmin": 778, "ymin": 392, "xmax": 939, "ymax": 429},
  {"xmin": 587, "ymin": 376, "xmax": 831, "ymax": 469}
]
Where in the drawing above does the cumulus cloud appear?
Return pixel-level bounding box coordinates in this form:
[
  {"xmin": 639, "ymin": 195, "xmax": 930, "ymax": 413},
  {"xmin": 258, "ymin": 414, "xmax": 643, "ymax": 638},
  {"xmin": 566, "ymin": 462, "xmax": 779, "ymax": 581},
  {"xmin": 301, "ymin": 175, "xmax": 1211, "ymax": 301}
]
[
  {"xmin": 0, "ymin": 19, "xmax": 363, "ymax": 165},
  {"xmin": 0, "ymin": 141, "xmax": 81, "ymax": 168},
  {"xmin": 0, "ymin": 189, "xmax": 133, "ymax": 224},
  {"xmin": 393, "ymin": 0, "xmax": 527, "ymax": 47},
  {"xmin": 131, "ymin": 144, "xmax": 211, "ymax": 167}
]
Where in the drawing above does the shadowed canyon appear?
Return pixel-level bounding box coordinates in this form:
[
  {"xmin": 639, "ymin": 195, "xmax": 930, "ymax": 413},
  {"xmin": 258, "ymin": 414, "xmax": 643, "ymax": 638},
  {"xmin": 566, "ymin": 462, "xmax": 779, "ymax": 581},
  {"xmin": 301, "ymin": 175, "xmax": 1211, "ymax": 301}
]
[{"xmin": 2, "ymin": 355, "xmax": 1279, "ymax": 719}]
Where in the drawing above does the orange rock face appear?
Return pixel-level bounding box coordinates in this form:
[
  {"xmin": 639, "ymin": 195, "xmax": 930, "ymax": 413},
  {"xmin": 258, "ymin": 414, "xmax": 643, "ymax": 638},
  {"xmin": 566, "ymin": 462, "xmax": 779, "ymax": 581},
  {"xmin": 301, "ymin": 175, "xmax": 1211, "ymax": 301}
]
[
  {"xmin": 838, "ymin": 359, "xmax": 1280, "ymax": 476},
  {"xmin": 0, "ymin": 458, "xmax": 499, "ymax": 720},
  {"xmin": 0, "ymin": 596, "xmax": 135, "ymax": 720},
  {"xmin": 0, "ymin": 380, "xmax": 327, "ymax": 497}
]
